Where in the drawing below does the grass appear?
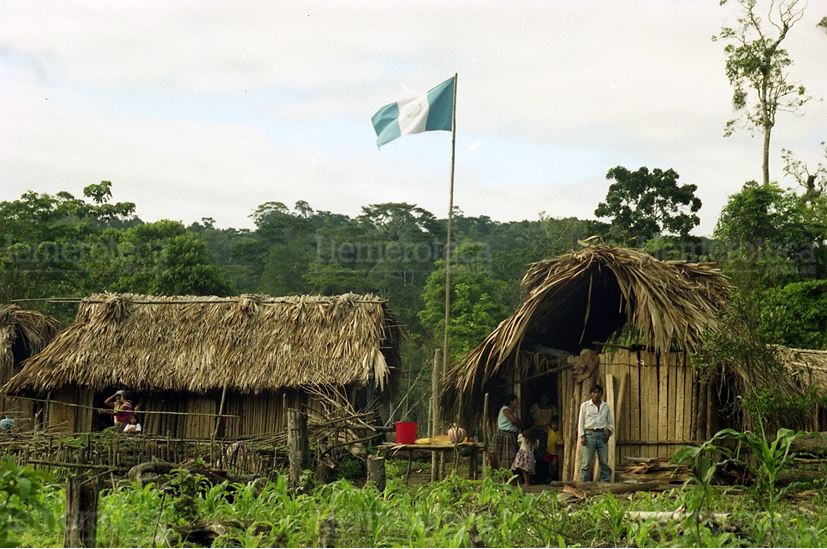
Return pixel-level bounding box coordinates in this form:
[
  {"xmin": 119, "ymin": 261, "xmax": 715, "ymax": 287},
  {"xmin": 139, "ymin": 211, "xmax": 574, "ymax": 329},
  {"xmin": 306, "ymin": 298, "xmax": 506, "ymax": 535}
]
[{"xmin": 6, "ymin": 458, "xmax": 827, "ymax": 547}]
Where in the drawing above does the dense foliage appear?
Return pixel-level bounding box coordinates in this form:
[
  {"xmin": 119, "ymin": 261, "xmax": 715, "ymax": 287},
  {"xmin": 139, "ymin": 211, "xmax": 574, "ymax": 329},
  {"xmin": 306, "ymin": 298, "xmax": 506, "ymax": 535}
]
[{"xmin": 3, "ymin": 157, "xmax": 826, "ymax": 424}]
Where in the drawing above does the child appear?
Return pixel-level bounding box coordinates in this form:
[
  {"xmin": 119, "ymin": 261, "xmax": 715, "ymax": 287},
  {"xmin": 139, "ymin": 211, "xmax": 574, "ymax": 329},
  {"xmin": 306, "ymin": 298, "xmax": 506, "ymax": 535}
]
[
  {"xmin": 510, "ymin": 428, "xmax": 541, "ymax": 485},
  {"xmin": 123, "ymin": 414, "xmax": 142, "ymax": 434},
  {"xmin": 545, "ymin": 416, "xmax": 562, "ymax": 481}
]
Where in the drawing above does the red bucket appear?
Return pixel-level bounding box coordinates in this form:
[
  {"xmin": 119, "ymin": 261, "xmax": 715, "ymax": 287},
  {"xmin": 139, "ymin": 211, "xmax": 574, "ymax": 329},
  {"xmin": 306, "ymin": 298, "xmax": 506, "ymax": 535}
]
[{"xmin": 394, "ymin": 421, "xmax": 417, "ymax": 444}]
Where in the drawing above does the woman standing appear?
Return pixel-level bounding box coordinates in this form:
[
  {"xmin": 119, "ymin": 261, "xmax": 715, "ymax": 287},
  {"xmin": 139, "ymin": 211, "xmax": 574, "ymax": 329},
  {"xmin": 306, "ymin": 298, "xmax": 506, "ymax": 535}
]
[
  {"xmin": 494, "ymin": 394, "xmax": 521, "ymax": 469},
  {"xmin": 100, "ymin": 389, "xmax": 135, "ymax": 429}
]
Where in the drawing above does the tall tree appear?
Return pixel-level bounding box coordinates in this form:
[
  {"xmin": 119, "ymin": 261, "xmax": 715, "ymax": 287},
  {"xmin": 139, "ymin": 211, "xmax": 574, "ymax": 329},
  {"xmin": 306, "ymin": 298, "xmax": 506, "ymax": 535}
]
[
  {"xmin": 86, "ymin": 220, "xmax": 231, "ymax": 296},
  {"xmin": 713, "ymin": 181, "xmax": 817, "ymax": 289},
  {"xmin": 594, "ymin": 166, "xmax": 701, "ymax": 246},
  {"xmin": 0, "ymin": 183, "xmax": 137, "ymax": 303},
  {"xmin": 715, "ymin": 0, "xmax": 810, "ymax": 185},
  {"xmin": 419, "ymin": 241, "xmax": 513, "ymax": 363}
]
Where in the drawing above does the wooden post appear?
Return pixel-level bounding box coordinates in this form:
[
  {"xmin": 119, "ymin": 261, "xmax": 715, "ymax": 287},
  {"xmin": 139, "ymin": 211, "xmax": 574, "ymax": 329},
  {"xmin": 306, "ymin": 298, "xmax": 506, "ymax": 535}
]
[
  {"xmin": 212, "ymin": 383, "xmax": 228, "ymax": 441},
  {"xmin": 469, "ymin": 445, "xmax": 479, "ymax": 479},
  {"xmin": 366, "ymin": 455, "xmax": 386, "ymax": 491},
  {"xmin": 614, "ymin": 372, "xmax": 628, "ymax": 480},
  {"xmin": 705, "ymin": 382, "xmax": 714, "ymax": 439},
  {"xmin": 64, "ymin": 474, "xmax": 99, "ymax": 548},
  {"xmin": 287, "ymin": 409, "xmax": 307, "ymax": 490},
  {"xmin": 431, "ymin": 349, "xmax": 442, "ymax": 482},
  {"xmin": 316, "ymin": 456, "xmax": 332, "ymax": 485},
  {"xmin": 482, "ymin": 392, "xmax": 490, "ymax": 477},
  {"xmin": 690, "ymin": 377, "xmax": 699, "ymax": 441},
  {"xmin": 572, "ymin": 382, "xmax": 584, "ymax": 482},
  {"xmin": 605, "ymin": 375, "xmax": 617, "ymax": 482},
  {"xmin": 282, "ymin": 392, "xmax": 288, "ymax": 432}
]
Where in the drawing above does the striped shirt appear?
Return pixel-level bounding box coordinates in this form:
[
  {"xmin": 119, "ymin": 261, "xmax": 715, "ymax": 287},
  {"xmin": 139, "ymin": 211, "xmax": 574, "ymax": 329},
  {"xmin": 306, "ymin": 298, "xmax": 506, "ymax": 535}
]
[{"xmin": 577, "ymin": 399, "xmax": 614, "ymax": 437}]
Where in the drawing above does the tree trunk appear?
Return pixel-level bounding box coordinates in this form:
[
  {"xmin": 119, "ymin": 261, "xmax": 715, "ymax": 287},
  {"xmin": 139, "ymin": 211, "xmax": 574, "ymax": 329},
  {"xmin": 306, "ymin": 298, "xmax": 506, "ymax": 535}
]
[
  {"xmin": 763, "ymin": 125, "xmax": 771, "ymax": 186},
  {"xmin": 288, "ymin": 409, "xmax": 308, "ymax": 490},
  {"xmin": 65, "ymin": 474, "xmax": 99, "ymax": 548},
  {"xmin": 366, "ymin": 455, "xmax": 386, "ymax": 491}
]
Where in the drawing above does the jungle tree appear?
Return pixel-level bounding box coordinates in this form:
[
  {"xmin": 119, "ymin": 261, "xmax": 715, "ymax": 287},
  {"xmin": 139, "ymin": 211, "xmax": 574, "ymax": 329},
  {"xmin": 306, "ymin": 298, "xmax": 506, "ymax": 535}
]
[{"xmin": 714, "ymin": 0, "xmax": 810, "ymax": 185}]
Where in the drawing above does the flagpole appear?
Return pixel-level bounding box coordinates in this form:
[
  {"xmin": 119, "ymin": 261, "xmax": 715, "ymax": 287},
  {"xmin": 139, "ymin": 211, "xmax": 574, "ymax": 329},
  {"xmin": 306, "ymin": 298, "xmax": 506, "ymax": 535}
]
[{"xmin": 438, "ymin": 72, "xmax": 458, "ymax": 432}]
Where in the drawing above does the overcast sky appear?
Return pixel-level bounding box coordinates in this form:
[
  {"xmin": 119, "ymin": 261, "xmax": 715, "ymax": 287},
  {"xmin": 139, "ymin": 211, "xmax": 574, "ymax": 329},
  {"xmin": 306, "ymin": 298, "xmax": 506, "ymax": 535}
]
[{"xmin": 2, "ymin": 1, "xmax": 826, "ymax": 236}]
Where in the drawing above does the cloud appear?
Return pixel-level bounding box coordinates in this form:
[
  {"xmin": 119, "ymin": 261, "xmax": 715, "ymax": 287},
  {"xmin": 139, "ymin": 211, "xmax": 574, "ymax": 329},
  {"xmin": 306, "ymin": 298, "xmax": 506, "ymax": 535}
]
[{"xmin": 2, "ymin": 0, "xmax": 826, "ymax": 237}]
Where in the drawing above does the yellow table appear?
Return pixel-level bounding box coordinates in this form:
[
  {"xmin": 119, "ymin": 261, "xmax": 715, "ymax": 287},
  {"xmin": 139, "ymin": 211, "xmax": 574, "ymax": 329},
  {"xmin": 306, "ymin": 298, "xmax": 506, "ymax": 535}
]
[{"xmin": 376, "ymin": 441, "xmax": 484, "ymax": 483}]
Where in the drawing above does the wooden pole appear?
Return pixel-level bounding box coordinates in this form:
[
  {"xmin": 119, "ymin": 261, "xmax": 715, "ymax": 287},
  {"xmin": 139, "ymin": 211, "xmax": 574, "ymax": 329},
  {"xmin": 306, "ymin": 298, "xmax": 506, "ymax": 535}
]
[
  {"xmin": 432, "ymin": 349, "xmax": 443, "ymax": 436},
  {"xmin": 690, "ymin": 377, "xmax": 699, "ymax": 441},
  {"xmin": 366, "ymin": 455, "xmax": 386, "ymax": 491},
  {"xmin": 605, "ymin": 375, "xmax": 617, "ymax": 482},
  {"xmin": 64, "ymin": 474, "xmax": 99, "ymax": 548},
  {"xmin": 482, "ymin": 392, "xmax": 490, "ymax": 476},
  {"xmin": 212, "ymin": 383, "xmax": 228, "ymax": 440},
  {"xmin": 287, "ymin": 409, "xmax": 307, "ymax": 490},
  {"xmin": 282, "ymin": 392, "xmax": 288, "ymax": 432},
  {"xmin": 614, "ymin": 372, "xmax": 628, "ymax": 480},
  {"xmin": 431, "ymin": 349, "xmax": 443, "ymax": 482},
  {"xmin": 705, "ymin": 382, "xmax": 714, "ymax": 439},
  {"xmin": 442, "ymin": 73, "xmax": 458, "ymax": 390}
]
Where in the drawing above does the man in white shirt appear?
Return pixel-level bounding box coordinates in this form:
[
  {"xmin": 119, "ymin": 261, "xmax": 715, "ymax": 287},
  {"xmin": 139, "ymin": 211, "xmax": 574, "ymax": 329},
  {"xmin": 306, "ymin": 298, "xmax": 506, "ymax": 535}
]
[{"xmin": 578, "ymin": 383, "xmax": 614, "ymax": 482}]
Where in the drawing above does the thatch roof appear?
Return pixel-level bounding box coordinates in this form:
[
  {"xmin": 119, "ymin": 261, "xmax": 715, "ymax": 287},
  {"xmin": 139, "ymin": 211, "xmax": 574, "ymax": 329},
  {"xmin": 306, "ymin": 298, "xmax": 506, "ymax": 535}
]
[
  {"xmin": 445, "ymin": 244, "xmax": 731, "ymax": 416},
  {"xmin": 0, "ymin": 305, "xmax": 59, "ymax": 381},
  {"xmin": 3, "ymin": 293, "xmax": 402, "ymax": 395},
  {"xmin": 775, "ymin": 346, "xmax": 827, "ymax": 394}
]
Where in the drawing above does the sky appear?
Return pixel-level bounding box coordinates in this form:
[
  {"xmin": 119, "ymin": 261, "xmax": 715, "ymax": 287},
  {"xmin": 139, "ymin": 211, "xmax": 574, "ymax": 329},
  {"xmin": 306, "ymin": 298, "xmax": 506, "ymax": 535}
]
[{"xmin": 2, "ymin": 1, "xmax": 826, "ymax": 236}]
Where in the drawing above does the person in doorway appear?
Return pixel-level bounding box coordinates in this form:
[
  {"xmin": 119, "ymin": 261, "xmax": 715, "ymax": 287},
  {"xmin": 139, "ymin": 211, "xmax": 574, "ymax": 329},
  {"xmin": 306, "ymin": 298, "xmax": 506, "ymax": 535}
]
[
  {"xmin": 545, "ymin": 416, "xmax": 562, "ymax": 482},
  {"xmin": 578, "ymin": 383, "xmax": 614, "ymax": 482},
  {"xmin": 529, "ymin": 393, "xmax": 557, "ymax": 428},
  {"xmin": 494, "ymin": 394, "xmax": 520, "ymax": 469},
  {"xmin": 529, "ymin": 393, "xmax": 557, "ymax": 481},
  {"xmin": 99, "ymin": 389, "xmax": 136, "ymax": 428},
  {"xmin": 122, "ymin": 414, "xmax": 142, "ymax": 434}
]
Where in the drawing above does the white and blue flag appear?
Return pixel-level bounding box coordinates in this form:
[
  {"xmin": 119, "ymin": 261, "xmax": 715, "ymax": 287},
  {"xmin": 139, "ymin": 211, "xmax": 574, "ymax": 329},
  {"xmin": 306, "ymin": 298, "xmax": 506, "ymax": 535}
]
[{"xmin": 371, "ymin": 76, "xmax": 454, "ymax": 148}]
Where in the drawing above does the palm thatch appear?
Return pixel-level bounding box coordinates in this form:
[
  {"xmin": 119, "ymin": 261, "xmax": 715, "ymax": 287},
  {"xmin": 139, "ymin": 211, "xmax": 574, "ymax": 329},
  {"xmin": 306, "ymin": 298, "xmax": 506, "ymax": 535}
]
[
  {"xmin": 445, "ymin": 244, "xmax": 731, "ymax": 417},
  {"xmin": 1, "ymin": 305, "xmax": 59, "ymax": 383},
  {"xmin": 774, "ymin": 346, "xmax": 827, "ymax": 394},
  {"xmin": 3, "ymin": 293, "xmax": 401, "ymax": 395}
]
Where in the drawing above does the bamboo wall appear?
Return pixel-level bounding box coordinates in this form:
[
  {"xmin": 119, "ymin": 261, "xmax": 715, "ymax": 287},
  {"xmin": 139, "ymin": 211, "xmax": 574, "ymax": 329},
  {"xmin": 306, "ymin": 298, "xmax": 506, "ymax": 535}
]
[
  {"xmin": 48, "ymin": 387, "xmax": 94, "ymax": 432},
  {"xmin": 49, "ymin": 388, "xmax": 310, "ymax": 439},
  {"xmin": 557, "ymin": 349, "xmax": 715, "ymax": 481},
  {"xmin": 1, "ymin": 335, "xmax": 37, "ymax": 429}
]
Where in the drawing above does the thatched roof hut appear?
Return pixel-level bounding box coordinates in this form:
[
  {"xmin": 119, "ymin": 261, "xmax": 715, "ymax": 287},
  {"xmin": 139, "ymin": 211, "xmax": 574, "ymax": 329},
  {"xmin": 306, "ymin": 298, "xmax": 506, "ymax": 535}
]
[
  {"xmin": 1, "ymin": 305, "xmax": 59, "ymax": 373},
  {"xmin": 5, "ymin": 293, "xmax": 401, "ymax": 396},
  {"xmin": 776, "ymin": 347, "xmax": 827, "ymax": 394},
  {"xmin": 445, "ymin": 244, "xmax": 731, "ymax": 418},
  {"xmin": 0, "ymin": 305, "xmax": 59, "ymax": 424}
]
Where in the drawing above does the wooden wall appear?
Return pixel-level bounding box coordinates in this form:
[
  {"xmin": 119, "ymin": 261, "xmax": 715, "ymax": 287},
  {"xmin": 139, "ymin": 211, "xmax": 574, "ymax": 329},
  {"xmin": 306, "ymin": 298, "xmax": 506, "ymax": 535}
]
[
  {"xmin": 558, "ymin": 349, "xmax": 715, "ymax": 481},
  {"xmin": 129, "ymin": 389, "xmax": 305, "ymax": 439},
  {"xmin": 1, "ymin": 333, "xmax": 37, "ymax": 429},
  {"xmin": 48, "ymin": 387, "xmax": 94, "ymax": 432}
]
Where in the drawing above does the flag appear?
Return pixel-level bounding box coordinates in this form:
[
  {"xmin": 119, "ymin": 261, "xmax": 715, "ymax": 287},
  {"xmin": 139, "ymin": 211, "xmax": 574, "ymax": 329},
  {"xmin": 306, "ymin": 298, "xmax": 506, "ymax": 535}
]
[{"xmin": 371, "ymin": 76, "xmax": 454, "ymax": 148}]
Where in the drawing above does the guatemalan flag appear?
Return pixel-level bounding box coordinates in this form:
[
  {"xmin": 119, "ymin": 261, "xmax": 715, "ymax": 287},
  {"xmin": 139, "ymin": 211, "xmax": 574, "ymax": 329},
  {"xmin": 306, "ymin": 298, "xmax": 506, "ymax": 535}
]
[{"xmin": 371, "ymin": 76, "xmax": 455, "ymax": 148}]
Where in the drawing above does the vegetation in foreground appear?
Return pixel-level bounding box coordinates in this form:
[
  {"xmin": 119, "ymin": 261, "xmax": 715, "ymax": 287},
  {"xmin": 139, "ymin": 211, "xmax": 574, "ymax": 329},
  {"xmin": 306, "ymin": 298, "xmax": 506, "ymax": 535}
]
[{"xmin": 4, "ymin": 434, "xmax": 827, "ymax": 548}]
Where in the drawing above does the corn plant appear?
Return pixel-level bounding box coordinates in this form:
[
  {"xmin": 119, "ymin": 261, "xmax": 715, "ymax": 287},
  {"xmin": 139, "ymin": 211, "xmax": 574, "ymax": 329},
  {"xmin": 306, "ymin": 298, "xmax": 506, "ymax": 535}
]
[
  {"xmin": 736, "ymin": 426, "xmax": 800, "ymax": 546},
  {"xmin": 672, "ymin": 428, "xmax": 740, "ymax": 546}
]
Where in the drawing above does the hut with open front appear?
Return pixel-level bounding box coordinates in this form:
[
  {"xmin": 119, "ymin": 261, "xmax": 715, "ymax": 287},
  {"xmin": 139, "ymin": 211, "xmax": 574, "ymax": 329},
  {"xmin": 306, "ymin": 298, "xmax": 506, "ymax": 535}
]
[
  {"xmin": 0, "ymin": 305, "xmax": 59, "ymax": 430},
  {"xmin": 442, "ymin": 243, "xmax": 732, "ymax": 481},
  {"xmin": 3, "ymin": 293, "xmax": 401, "ymax": 438}
]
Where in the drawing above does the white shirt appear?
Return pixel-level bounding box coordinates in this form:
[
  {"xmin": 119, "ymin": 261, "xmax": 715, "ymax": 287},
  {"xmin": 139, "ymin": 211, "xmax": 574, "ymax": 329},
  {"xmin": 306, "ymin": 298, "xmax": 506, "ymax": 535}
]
[{"xmin": 577, "ymin": 399, "xmax": 614, "ymax": 437}]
